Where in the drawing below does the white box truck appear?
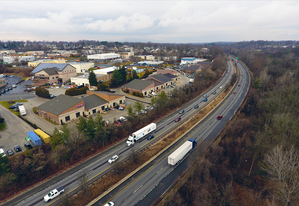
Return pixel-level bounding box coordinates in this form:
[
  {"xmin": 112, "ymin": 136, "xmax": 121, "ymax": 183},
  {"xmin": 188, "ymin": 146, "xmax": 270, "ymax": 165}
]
[
  {"xmin": 168, "ymin": 139, "xmax": 197, "ymax": 166},
  {"xmin": 19, "ymin": 105, "xmax": 26, "ymax": 116},
  {"xmin": 126, "ymin": 123, "xmax": 156, "ymax": 146}
]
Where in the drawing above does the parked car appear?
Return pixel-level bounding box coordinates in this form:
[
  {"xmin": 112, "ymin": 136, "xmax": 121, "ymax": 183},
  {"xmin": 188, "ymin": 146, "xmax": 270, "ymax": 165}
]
[
  {"xmin": 194, "ymin": 105, "xmax": 199, "ymax": 109},
  {"xmin": 14, "ymin": 145, "xmax": 22, "ymax": 152},
  {"xmin": 9, "ymin": 105, "xmax": 17, "ymax": 109},
  {"xmin": 151, "ymin": 92, "xmax": 157, "ymax": 96},
  {"xmin": 49, "ymin": 94, "xmax": 56, "ymax": 99},
  {"xmin": 7, "ymin": 149, "xmax": 14, "ymax": 156},
  {"xmin": 147, "ymin": 135, "xmax": 154, "ymax": 140},
  {"xmin": 0, "ymin": 148, "xmax": 6, "ymax": 157},
  {"xmin": 105, "ymin": 108, "xmax": 110, "ymax": 111},
  {"xmin": 24, "ymin": 142, "xmax": 33, "ymax": 150},
  {"xmin": 118, "ymin": 106, "xmax": 124, "ymax": 110},
  {"xmin": 174, "ymin": 117, "xmax": 181, "ymax": 122},
  {"xmin": 114, "ymin": 120, "xmax": 121, "ymax": 125},
  {"xmin": 146, "ymin": 95, "xmax": 152, "ymax": 98},
  {"xmin": 108, "ymin": 155, "xmax": 119, "ymax": 164},
  {"xmin": 179, "ymin": 109, "xmax": 184, "ymax": 114},
  {"xmin": 119, "ymin": 116, "xmax": 127, "ymax": 121},
  {"xmin": 217, "ymin": 115, "xmax": 223, "ymax": 120}
]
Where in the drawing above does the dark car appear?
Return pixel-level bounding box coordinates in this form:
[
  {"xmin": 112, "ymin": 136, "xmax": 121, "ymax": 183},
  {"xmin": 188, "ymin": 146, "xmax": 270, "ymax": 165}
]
[
  {"xmin": 7, "ymin": 149, "xmax": 14, "ymax": 156},
  {"xmin": 147, "ymin": 135, "xmax": 154, "ymax": 140},
  {"xmin": 179, "ymin": 109, "xmax": 184, "ymax": 114},
  {"xmin": 217, "ymin": 115, "xmax": 223, "ymax": 120},
  {"xmin": 174, "ymin": 117, "xmax": 181, "ymax": 122},
  {"xmin": 14, "ymin": 145, "xmax": 22, "ymax": 152},
  {"xmin": 24, "ymin": 142, "xmax": 33, "ymax": 150},
  {"xmin": 9, "ymin": 105, "xmax": 17, "ymax": 109},
  {"xmin": 238, "ymin": 85, "xmax": 241, "ymax": 86},
  {"xmin": 213, "ymin": 91, "xmax": 216, "ymax": 94},
  {"xmin": 105, "ymin": 108, "xmax": 110, "ymax": 111},
  {"xmin": 194, "ymin": 105, "xmax": 199, "ymax": 109},
  {"xmin": 233, "ymin": 92, "xmax": 236, "ymax": 94},
  {"xmin": 203, "ymin": 98, "xmax": 208, "ymax": 102}
]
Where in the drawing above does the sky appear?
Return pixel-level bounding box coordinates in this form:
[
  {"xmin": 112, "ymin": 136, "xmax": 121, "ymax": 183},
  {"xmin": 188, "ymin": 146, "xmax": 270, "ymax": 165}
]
[{"xmin": 0, "ymin": 0, "xmax": 298, "ymax": 43}]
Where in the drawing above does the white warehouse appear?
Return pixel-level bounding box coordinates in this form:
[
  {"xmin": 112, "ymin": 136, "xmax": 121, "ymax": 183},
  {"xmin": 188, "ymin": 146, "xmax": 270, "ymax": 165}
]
[
  {"xmin": 69, "ymin": 62, "xmax": 95, "ymax": 74},
  {"xmin": 87, "ymin": 53, "xmax": 120, "ymax": 61}
]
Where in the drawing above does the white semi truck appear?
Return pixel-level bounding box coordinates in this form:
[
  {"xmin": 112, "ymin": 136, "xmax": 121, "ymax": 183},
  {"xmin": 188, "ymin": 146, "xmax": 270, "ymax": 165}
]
[
  {"xmin": 168, "ymin": 139, "xmax": 197, "ymax": 166},
  {"xmin": 126, "ymin": 123, "xmax": 156, "ymax": 146}
]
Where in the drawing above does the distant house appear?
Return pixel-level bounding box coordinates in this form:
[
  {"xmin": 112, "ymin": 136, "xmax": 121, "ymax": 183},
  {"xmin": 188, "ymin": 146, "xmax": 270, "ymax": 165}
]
[
  {"xmin": 0, "ymin": 75, "xmax": 7, "ymax": 88},
  {"xmin": 31, "ymin": 63, "xmax": 77, "ymax": 84},
  {"xmin": 156, "ymin": 69, "xmax": 179, "ymax": 76}
]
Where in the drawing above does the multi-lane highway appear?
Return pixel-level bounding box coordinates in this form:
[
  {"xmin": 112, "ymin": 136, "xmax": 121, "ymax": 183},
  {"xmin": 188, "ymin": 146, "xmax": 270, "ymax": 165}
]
[
  {"xmin": 93, "ymin": 59, "xmax": 250, "ymax": 206},
  {"xmin": 2, "ymin": 59, "xmax": 238, "ymax": 206}
]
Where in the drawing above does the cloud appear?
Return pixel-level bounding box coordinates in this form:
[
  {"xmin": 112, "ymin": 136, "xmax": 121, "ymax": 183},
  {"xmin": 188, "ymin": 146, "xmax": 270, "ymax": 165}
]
[{"xmin": 84, "ymin": 13, "xmax": 155, "ymax": 32}]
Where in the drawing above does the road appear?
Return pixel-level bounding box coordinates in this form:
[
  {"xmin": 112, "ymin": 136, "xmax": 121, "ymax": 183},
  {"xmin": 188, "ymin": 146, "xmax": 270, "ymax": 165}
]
[
  {"xmin": 93, "ymin": 59, "xmax": 250, "ymax": 206},
  {"xmin": 1, "ymin": 61, "xmax": 234, "ymax": 206}
]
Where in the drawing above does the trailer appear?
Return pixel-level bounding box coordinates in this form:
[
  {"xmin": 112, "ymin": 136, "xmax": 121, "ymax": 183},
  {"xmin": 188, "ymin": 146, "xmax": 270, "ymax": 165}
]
[
  {"xmin": 34, "ymin": 129, "xmax": 50, "ymax": 144},
  {"xmin": 126, "ymin": 123, "xmax": 156, "ymax": 146},
  {"xmin": 19, "ymin": 105, "xmax": 26, "ymax": 116},
  {"xmin": 168, "ymin": 139, "xmax": 197, "ymax": 166},
  {"xmin": 27, "ymin": 131, "xmax": 42, "ymax": 146}
]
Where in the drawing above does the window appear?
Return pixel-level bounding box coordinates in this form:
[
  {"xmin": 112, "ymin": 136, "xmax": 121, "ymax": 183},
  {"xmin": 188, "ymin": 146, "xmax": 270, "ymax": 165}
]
[
  {"xmin": 101, "ymin": 106, "xmax": 105, "ymax": 110},
  {"xmin": 76, "ymin": 112, "xmax": 80, "ymax": 117},
  {"xmin": 92, "ymin": 109, "xmax": 96, "ymax": 114},
  {"xmin": 65, "ymin": 116, "xmax": 70, "ymax": 122}
]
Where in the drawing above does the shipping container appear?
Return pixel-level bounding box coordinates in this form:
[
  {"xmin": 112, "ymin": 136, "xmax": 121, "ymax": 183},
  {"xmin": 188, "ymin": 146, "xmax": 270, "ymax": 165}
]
[
  {"xmin": 34, "ymin": 129, "xmax": 50, "ymax": 144},
  {"xmin": 27, "ymin": 131, "xmax": 42, "ymax": 146}
]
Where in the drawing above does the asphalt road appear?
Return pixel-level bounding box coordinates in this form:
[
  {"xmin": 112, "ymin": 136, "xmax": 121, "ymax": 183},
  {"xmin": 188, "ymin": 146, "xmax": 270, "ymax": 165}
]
[
  {"xmin": 94, "ymin": 60, "xmax": 250, "ymax": 206},
  {"xmin": 1, "ymin": 63, "xmax": 233, "ymax": 206}
]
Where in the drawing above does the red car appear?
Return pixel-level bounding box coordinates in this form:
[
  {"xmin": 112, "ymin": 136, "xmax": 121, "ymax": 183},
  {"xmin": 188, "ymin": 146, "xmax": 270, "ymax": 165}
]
[
  {"xmin": 114, "ymin": 120, "xmax": 121, "ymax": 124},
  {"xmin": 174, "ymin": 117, "xmax": 181, "ymax": 122},
  {"xmin": 233, "ymin": 92, "xmax": 236, "ymax": 94},
  {"xmin": 217, "ymin": 115, "xmax": 223, "ymax": 120}
]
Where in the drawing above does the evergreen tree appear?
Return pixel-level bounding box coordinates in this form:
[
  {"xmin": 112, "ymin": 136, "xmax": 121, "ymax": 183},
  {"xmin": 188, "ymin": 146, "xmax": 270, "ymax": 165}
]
[
  {"xmin": 132, "ymin": 70, "xmax": 138, "ymax": 79},
  {"xmin": 89, "ymin": 70, "xmax": 97, "ymax": 86}
]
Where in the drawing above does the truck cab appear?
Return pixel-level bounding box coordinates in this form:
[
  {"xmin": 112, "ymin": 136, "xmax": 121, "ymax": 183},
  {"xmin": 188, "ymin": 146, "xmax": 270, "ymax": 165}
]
[
  {"xmin": 44, "ymin": 187, "xmax": 64, "ymax": 202},
  {"xmin": 126, "ymin": 136, "xmax": 134, "ymax": 146}
]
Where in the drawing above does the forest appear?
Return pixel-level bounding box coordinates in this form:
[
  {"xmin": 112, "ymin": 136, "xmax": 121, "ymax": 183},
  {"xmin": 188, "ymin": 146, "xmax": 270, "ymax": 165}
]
[{"xmin": 157, "ymin": 44, "xmax": 299, "ymax": 206}]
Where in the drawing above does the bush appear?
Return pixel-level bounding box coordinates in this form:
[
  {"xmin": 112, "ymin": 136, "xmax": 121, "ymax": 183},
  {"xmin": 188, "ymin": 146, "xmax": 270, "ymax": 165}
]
[
  {"xmin": 35, "ymin": 87, "xmax": 50, "ymax": 98},
  {"xmin": 65, "ymin": 86, "xmax": 89, "ymax": 96},
  {"xmin": 0, "ymin": 118, "xmax": 4, "ymax": 123}
]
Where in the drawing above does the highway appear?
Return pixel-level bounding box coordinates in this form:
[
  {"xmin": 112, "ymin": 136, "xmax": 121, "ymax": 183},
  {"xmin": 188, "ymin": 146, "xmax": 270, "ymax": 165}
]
[
  {"xmin": 93, "ymin": 59, "xmax": 250, "ymax": 206},
  {"xmin": 2, "ymin": 60, "xmax": 235, "ymax": 206}
]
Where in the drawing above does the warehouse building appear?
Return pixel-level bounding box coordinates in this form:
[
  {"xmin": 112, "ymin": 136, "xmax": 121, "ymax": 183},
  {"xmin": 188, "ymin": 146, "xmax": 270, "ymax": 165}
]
[
  {"xmin": 31, "ymin": 63, "xmax": 77, "ymax": 84},
  {"xmin": 36, "ymin": 92, "xmax": 126, "ymax": 124},
  {"xmin": 69, "ymin": 62, "xmax": 95, "ymax": 74},
  {"xmin": 122, "ymin": 79, "xmax": 155, "ymax": 96},
  {"xmin": 87, "ymin": 53, "xmax": 120, "ymax": 61}
]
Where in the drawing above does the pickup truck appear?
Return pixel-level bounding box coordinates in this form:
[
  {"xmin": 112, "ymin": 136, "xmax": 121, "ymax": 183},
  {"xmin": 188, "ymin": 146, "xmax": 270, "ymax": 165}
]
[{"xmin": 44, "ymin": 186, "xmax": 64, "ymax": 202}]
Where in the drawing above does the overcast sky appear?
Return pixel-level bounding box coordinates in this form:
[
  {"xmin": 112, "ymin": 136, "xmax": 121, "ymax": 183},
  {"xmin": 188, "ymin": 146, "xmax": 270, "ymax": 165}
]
[{"xmin": 0, "ymin": 1, "xmax": 298, "ymax": 43}]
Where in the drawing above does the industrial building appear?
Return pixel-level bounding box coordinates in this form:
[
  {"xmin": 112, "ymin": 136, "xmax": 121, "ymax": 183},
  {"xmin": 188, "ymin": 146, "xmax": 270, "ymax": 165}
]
[
  {"xmin": 36, "ymin": 92, "xmax": 126, "ymax": 125},
  {"xmin": 87, "ymin": 53, "xmax": 120, "ymax": 61},
  {"xmin": 180, "ymin": 57, "xmax": 207, "ymax": 65},
  {"xmin": 31, "ymin": 63, "xmax": 77, "ymax": 84},
  {"xmin": 69, "ymin": 62, "xmax": 95, "ymax": 73}
]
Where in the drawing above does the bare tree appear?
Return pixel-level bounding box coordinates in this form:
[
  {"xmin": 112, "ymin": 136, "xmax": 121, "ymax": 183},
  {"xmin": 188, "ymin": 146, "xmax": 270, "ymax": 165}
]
[
  {"xmin": 262, "ymin": 145, "xmax": 299, "ymax": 206},
  {"xmin": 78, "ymin": 169, "xmax": 89, "ymax": 196}
]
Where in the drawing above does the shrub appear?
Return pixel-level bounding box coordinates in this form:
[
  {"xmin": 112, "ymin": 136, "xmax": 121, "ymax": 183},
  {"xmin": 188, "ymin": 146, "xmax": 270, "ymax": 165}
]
[{"xmin": 0, "ymin": 118, "xmax": 4, "ymax": 123}]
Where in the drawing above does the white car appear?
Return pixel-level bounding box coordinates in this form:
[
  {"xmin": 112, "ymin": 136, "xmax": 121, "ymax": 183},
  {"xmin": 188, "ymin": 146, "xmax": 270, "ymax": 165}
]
[
  {"xmin": 220, "ymin": 86, "xmax": 223, "ymax": 89},
  {"xmin": 108, "ymin": 155, "xmax": 119, "ymax": 164},
  {"xmin": 118, "ymin": 106, "xmax": 124, "ymax": 110},
  {"xmin": 0, "ymin": 148, "xmax": 6, "ymax": 157},
  {"xmin": 104, "ymin": 202, "xmax": 114, "ymax": 206},
  {"xmin": 119, "ymin": 116, "xmax": 127, "ymax": 121},
  {"xmin": 151, "ymin": 92, "xmax": 157, "ymax": 96}
]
